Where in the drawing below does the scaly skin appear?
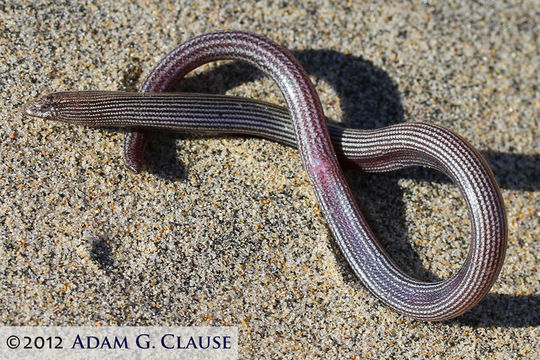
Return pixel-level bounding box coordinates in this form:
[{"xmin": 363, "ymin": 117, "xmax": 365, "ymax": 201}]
[{"xmin": 23, "ymin": 31, "xmax": 507, "ymax": 320}]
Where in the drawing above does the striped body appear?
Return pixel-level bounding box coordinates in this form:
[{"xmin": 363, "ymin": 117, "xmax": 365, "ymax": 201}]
[{"xmin": 24, "ymin": 31, "xmax": 507, "ymax": 321}]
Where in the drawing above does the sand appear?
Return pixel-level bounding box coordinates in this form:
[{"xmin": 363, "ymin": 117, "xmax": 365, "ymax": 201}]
[{"xmin": 0, "ymin": 1, "xmax": 538, "ymax": 358}]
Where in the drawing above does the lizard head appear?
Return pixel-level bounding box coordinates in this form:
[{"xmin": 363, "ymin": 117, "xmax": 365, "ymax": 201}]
[{"xmin": 23, "ymin": 93, "xmax": 61, "ymax": 120}]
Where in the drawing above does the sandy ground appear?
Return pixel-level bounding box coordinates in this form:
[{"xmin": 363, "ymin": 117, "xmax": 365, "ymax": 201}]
[{"xmin": 1, "ymin": 1, "xmax": 538, "ymax": 358}]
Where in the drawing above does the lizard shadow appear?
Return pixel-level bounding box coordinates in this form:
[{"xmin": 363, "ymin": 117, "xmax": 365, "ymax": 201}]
[{"xmin": 132, "ymin": 49, "xmax": 538, "ymax": 328}]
